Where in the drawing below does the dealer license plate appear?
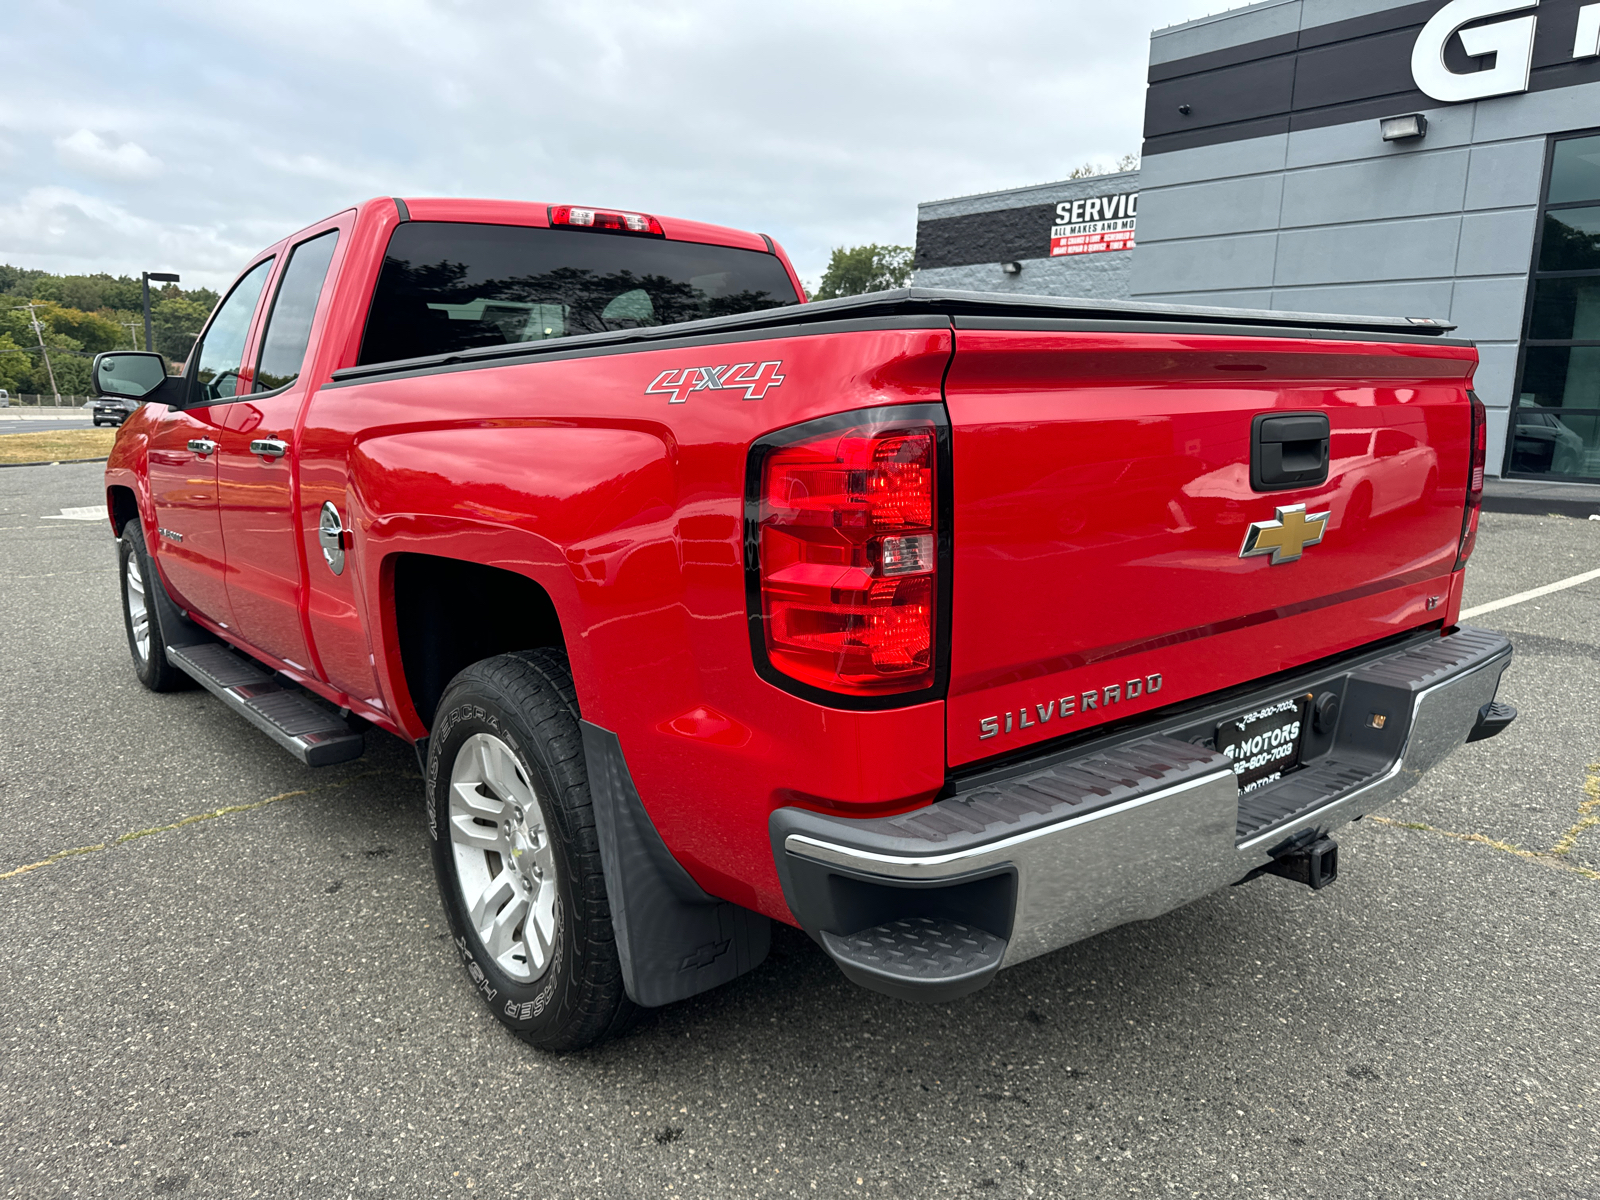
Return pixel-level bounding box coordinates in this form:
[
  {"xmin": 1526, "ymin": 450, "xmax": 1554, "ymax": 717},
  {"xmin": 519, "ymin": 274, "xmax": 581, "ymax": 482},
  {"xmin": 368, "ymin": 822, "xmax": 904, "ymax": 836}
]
[{"xmin": 1216, "ymin": 693, "xmax": 1311, "ymax": 794}]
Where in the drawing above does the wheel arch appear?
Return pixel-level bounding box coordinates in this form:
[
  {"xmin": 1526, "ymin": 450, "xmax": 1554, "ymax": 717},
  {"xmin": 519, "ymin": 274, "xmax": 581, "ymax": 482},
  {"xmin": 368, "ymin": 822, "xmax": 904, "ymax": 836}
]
[
  {"xmin": 388, "ymin": 552, "xmax": 568, "ymax": 729},
  {"xmin": 107, "ymin": 484, "xmax": 140, "ymax": 536}
]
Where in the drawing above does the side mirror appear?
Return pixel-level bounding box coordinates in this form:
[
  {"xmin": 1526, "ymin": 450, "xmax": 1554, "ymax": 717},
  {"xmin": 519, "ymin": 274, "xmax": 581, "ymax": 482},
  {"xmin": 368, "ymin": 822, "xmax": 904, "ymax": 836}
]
[{"xmin": 93, "ymin": 352, "xmax": 170, "ymax": 400}]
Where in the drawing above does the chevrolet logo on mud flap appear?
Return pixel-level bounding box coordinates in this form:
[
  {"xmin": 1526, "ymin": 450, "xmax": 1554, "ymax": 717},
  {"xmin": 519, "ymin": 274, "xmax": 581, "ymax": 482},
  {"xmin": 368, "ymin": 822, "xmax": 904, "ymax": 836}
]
[
  {"xmin": 646, "ymin": 361, "xmax": 785, "ymax": 403},
  {"xmin": 1240, "ymin": 503, "xmax": 1329, "ymax": 565}
]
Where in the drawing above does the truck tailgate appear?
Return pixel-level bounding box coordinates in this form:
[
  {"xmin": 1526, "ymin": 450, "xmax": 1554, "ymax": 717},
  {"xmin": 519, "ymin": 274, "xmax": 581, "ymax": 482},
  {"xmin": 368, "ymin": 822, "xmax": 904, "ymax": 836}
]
[{"xmin": 943, "ymin": 326, "xmax": 1477, "ymax": 768}]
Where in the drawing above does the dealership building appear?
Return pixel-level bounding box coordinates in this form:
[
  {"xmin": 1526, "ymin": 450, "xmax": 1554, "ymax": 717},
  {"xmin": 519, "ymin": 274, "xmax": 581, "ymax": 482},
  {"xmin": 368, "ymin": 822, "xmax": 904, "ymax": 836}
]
[{"xmin": 914, "ymin": 0, "xmax": 1600, "ymax": 483}]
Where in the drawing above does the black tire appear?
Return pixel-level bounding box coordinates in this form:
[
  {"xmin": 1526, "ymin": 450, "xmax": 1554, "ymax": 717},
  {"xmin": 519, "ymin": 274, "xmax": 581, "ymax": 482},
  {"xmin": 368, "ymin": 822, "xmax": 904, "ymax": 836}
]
[
  {"xmin": 427, "ymin": 649, "xmax": 637, "ymax": 1052},
  {"xmin": 119, "ymin": 523, "xmax": 190, "ymax": 692}
]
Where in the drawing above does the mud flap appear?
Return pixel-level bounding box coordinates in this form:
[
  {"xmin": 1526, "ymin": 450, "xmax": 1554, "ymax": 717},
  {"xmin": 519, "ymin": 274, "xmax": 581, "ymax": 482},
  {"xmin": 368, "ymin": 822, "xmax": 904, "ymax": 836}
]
[{"xmin": 580, "ymin": 720, "xmax": 770, "ymax": 1008}]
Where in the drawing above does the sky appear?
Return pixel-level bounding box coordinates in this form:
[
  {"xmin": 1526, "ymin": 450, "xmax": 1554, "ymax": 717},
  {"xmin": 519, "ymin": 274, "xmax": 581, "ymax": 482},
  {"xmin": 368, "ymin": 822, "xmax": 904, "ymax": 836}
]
[{"xmin": 0, "ymin": 0, "xmax": 1215, "ymax": 292}]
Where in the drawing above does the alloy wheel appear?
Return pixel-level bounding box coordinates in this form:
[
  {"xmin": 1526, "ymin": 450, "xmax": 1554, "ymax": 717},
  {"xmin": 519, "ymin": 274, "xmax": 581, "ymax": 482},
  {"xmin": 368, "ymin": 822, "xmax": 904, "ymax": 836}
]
[
  {"xmin": 125, "ymin": 549, "xmax": 150, "ymax": 663},
  {"xmin": 447, "ymin": 732, "xmax": 560, "ymax": 982}
]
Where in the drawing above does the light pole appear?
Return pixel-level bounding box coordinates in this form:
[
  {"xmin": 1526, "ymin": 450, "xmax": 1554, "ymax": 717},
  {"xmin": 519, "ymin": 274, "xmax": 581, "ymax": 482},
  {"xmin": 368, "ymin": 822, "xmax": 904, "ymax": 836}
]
[{"xmin": 142, "ymin": 271, "xmax": 180, "ymax": 356}]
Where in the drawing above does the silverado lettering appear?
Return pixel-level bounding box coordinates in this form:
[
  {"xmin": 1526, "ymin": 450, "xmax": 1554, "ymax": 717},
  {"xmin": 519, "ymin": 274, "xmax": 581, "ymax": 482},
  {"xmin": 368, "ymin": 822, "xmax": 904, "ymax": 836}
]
[
  {"xmin": 978, "ymin": 673, "xmax": 1166, "ymax": 740},
  {"xmin": 98, "ymin": 195, "xmax": 1515, "ymax": 1052}
]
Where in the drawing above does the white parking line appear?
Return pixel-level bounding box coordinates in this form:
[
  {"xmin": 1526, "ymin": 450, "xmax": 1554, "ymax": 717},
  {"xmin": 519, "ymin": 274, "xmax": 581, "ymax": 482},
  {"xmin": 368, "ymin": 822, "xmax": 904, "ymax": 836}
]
[
  {"xmin": 1460, "ymin": 566, "xmax": 1600, "ymax": 620},
  {"xmin": 40, "ymin": 506, "xmax": 106, "ymax": 522}
]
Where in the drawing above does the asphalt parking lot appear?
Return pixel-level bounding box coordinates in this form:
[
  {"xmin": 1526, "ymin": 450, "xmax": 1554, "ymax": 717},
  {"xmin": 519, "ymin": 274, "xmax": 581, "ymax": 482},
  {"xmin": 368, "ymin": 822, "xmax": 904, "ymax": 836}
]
[{"xmin": 2, "ymin": 460, "xmax": 1597, "ymax": 1199}]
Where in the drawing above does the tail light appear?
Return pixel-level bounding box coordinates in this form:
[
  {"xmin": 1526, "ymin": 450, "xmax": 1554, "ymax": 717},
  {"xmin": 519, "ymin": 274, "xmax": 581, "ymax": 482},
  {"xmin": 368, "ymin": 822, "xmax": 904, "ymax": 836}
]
[
  {"xmin": 1453, "ymin": 390, "xmax": 1487, "ymax": 571},
  {"xmin": 745, "ymin": 406, "xmax": 948, "ymax": 704},
  {"xmin": 548, "ymin": 205, "xmax": 665, "ymax": 236}
]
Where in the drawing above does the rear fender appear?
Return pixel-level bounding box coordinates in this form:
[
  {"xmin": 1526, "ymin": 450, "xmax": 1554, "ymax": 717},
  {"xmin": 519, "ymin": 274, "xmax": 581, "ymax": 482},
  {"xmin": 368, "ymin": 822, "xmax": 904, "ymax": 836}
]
[{"xmin": 348, "ymin": 423, "xmax": 680, "ymax": 736}]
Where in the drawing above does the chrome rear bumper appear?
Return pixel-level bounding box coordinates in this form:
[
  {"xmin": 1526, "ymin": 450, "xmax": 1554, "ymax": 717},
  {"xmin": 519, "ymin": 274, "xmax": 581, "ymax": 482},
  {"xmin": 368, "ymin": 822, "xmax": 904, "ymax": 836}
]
[{"xmin": 771, "ymin": 626, "xmax": 1513, "ymax": 999}]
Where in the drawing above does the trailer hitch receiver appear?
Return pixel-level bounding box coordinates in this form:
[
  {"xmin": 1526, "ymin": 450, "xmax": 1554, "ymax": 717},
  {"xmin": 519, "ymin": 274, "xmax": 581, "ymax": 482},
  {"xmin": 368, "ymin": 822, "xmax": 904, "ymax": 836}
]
[{"xmin": 1263, "ymin": 836, "xmax": 1339, "ymax": 890}]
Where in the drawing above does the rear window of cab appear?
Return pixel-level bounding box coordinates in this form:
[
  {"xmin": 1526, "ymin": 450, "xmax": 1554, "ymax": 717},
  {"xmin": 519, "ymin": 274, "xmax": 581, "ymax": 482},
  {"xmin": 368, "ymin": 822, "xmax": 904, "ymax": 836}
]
[{"xmin": 358, "ymin": 221, "xmax": 799, "ymax": 365}]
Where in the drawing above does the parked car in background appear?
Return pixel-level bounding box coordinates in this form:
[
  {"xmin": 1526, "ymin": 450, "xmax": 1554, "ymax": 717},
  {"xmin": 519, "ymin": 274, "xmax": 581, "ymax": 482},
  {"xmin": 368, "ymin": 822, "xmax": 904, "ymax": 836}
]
[
  {"xmin": 0, "ymin": 389, "xmax": 9, "ymax": 407},
  {"xmin": 91, "ymin": 396, "xmax": 139, "ymax": 427},
  {"xmin": 1510, "ymin": 408, "xmax": 1587, "ymax": 476}
]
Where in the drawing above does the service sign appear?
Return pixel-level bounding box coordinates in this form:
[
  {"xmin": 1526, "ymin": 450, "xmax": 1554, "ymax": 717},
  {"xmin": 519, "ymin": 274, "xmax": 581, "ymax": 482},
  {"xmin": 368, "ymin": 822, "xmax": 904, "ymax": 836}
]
[{"xmin": 1049, "ymin": 191, "xmax": 1138, "ymax": 257}]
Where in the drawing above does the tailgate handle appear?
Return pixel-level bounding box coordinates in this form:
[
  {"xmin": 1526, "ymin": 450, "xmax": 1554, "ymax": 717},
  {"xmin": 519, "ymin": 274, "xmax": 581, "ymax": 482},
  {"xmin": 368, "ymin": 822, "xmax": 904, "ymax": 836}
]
[{"xmin": 1251, "ymin": 412, "xmax": 1329, "ymax": 491}]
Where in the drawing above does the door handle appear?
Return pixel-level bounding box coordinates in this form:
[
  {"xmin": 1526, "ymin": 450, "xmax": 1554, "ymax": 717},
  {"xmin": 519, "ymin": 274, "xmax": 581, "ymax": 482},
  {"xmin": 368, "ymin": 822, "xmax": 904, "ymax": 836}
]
[
  {"xmin": 250, "ymin": 438, "xmax": 289, "ymax": 460},
  {"xmin": 1251, "ymin": 413, "xmax": 1329, "ymax": 491},
  {"xmin": 187, "ymin": 439, "xmax": 217, "ymax": 457}
]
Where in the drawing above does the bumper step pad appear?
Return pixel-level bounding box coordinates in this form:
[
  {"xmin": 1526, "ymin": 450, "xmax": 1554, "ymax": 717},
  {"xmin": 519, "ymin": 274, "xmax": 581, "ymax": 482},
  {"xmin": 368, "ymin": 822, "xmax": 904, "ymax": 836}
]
[
  {"xmin": 820, "ymin": 917, "xmax": 1006, "ymax": 1003},
  {"xmin": 1234, "ymin": 626, "xmax": 1513, "ymax": 843},
  {"xmin": 167, "ymin": 643, "xmax": 364, "ymax": 767}
]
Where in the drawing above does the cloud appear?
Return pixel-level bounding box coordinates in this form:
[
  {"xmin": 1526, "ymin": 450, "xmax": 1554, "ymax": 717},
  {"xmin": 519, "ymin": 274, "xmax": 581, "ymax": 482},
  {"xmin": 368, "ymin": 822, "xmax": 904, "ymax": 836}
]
[
  {"xmin": 54, "ymin": 129, "xmax": 163, "ymax": 180},
  {"xmin": 9, "ymin": 0, "xmax": 1207, "ymax": 286},
  {"xmin": 0, "ymin": 187, "xmax": 258, "ymax": 286}
]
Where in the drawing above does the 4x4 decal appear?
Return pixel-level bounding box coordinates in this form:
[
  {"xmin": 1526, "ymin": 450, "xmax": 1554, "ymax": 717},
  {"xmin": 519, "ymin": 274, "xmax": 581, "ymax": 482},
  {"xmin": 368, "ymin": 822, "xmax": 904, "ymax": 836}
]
[{"xmin": 646, "ymin": 360, "xmax": 785, "ymax": 403}]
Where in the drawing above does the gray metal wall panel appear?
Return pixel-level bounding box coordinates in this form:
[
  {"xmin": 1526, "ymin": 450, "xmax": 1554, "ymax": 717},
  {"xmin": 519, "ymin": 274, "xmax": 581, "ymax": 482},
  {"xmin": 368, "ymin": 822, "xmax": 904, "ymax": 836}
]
[
  {"xmin": 1455, "ymin": 209, "xmax": 1539, "ymax": 277},
  {"xmin": 1278, "ymin": 149, "xmax": 1470, "ymax": 227},
  {"xmin": 1267, "ymin": 279, "xmax": 1456, "ymax": 319},
  {"xmin": 1449, "ymin": 278, "xmax": 1532, "ymax": 342},
  {"xmin": 1464, "ymin": 140, "xmax": 1548, "ymax": 210},
  {"xmin": 1273, "ymin": 215, "xmax": 1461, "ymax": 284},
  {"xmin": 1135, "ymin": 174, "xmax": 1285, "ymax": 240},
  {"xmin": 1283, "ymin": 107, "xmax": 1474, "ymax": 169},
  {"xmin": 1473, "ymin": 345, "xmax": 1521, "ymax": 410},
  {"xmin": 1148, "ymin": 0, "xmax": 1300, "ymax": 66},
  {"xmin": 1484, "ymin": 406, "xmax": 1510, "ymax": 470},
  {"xmin": 1143, "ymin": 289, "xmax": 1277, "ymax": 307},
  {"xmin": 1137, "ymin": 133, "xmax": 1289, "ymax": 189},
  {"xmin": 1470, "ymin": 78, "xmax": 1600, "ymax": 143},
  {"xmin": 1130, "ymin": 231, "xmax": 1280, "ymax": 293}
]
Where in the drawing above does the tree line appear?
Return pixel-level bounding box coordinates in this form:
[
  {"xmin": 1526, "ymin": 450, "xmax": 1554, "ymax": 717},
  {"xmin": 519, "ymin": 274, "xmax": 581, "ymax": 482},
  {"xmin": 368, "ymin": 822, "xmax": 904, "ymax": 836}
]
[{"xmin": 0, "ymin": 266, "xmax": 218, "ymax": 396}]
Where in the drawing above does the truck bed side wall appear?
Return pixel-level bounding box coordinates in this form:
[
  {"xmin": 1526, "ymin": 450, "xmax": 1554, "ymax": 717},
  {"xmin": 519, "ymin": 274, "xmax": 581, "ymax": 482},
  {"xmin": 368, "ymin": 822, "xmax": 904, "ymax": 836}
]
[{"xmin": 319, "ymin": 325, "xmax": 953, "ymax": 919}]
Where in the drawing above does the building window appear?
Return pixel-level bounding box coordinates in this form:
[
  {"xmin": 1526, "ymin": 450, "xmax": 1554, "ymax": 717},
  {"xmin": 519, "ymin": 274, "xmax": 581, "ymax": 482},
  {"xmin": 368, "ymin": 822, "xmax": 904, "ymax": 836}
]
[{"xmin": 1510, "ymin": 132, "xmax": 1600, "ymax": 480}]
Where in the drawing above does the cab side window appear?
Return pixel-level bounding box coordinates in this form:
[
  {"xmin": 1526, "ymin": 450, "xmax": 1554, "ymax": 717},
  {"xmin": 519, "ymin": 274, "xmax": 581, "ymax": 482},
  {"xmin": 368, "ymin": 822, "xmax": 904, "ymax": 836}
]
[
  {"xmin": 191, "ymin": 258, "xmax": 274, "ymax": 404},
  {"xmin": 254, "ymin": 231, "xmax": 340, "ymax": 392}
]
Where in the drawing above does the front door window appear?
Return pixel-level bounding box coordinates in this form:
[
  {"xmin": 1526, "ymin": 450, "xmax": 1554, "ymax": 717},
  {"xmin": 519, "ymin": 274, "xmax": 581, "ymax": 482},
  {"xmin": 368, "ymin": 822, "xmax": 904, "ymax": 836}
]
[{"xmin": 191, "ymin": 258, "xmax": 273, "ymax": 403}]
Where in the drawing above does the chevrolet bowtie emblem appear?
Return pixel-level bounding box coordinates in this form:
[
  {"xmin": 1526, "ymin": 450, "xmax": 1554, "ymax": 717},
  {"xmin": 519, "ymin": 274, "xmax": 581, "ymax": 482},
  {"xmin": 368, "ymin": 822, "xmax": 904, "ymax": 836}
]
[{"xmin": 1240, "ymin": 503, "xmax": 1329, "ymax": 565}]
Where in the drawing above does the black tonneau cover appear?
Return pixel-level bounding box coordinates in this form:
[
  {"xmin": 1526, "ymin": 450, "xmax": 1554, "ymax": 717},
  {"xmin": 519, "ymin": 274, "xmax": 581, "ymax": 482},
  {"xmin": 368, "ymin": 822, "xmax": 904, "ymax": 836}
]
[{"xmin": 328, "ymin": 286, "xmax": 1464, "ymax": 387}]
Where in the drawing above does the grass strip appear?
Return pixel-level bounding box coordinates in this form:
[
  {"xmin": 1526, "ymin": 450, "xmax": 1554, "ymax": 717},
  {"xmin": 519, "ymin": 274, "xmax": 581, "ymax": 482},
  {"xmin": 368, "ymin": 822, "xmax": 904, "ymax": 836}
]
[{"xmin": 0, "ymin": 428, "xmax": 118, "ymax": 464}]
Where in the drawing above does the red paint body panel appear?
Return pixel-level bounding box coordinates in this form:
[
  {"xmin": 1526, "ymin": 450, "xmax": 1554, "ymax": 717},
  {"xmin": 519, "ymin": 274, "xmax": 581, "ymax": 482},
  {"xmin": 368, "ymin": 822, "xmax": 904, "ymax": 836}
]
[
  {"xmin": 942, "ymin": 329, "xmax": 1477, "ymax": 766},
  {"xmin": 105, "ymin": 195, "xmax": 1482, "ymax": 930},
  {"xmin": 140, "ymin": 405, "xmax": 230, "ymax": 622},
  {"xmin": 309, "ymin": 326, "xmax": 952, "ymax": 918}
]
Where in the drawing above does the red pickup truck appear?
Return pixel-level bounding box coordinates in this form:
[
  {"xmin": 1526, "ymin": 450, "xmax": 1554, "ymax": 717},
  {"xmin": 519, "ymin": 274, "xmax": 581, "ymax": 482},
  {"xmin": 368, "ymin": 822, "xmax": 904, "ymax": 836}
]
[{"xmin": 97, "ymin": 196, "xmax": 1516, "ymax": 1050}]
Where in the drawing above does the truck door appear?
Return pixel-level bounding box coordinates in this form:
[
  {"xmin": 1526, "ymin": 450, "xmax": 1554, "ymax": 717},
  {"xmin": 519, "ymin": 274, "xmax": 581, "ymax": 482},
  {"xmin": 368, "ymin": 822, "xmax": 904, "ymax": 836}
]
[
  {"xmin": 144, "ymin": 256, "xmax": 275, "ymax": 625},
  {"xmin": 212, "ymin": 226, "xmax": 343, "ymax": 676}
]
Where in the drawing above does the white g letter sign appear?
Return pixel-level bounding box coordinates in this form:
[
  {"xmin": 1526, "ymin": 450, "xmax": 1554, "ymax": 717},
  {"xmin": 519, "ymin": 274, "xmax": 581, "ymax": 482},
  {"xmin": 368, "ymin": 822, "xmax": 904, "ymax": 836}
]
[{"xmin": 1411, "ymin": 0, "xmax": 1539, "ymax": 102}]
